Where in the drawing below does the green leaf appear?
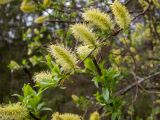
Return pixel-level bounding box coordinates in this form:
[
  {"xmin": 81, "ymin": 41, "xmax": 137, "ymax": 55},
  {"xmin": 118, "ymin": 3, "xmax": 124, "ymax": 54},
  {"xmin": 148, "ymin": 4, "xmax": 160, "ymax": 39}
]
[
  {"xmin": 41, "ymin": 107, "xmax": 52, "ymax": 111},
  {"xmin": 102, "ymin": 88, "xmax": 109, "ymax": 102},
  {"xmin": 92, "ymin": 76, "xmax": 101, "ymax": 88},
  {"xmin": 12, "ymin": 94, "xmax": 24, "ymax": 101},
  {"xmin": 22, "ymin": 84, "xmax": 35, "ymax": 97},
  {"xmin": 37, "ymin": 102, "xmax": 45, "ymax": 109},
  {"xmin": 84, "ymin": 58, "xmax": 96, "ymax": 74},
  {"xmin": 111, "ymin": 112, "xmax": 118, "ymax": 120}
]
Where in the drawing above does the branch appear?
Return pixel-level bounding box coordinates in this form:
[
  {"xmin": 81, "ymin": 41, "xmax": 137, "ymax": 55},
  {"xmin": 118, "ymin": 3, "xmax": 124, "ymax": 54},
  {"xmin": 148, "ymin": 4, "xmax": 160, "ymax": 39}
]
[
  {"xmin": 115, "ymin": 71, "xmax": 160, "ymax": 96},
  {"xmin": 47, "ymin": 20, "xmax": 80, "ymax": 24},
  {"xmin": 78, "ymin": 47, "xmax": 96, "ymax": 65},
  {"xmin": 92, "ymin": 57, "xmax": 102, "ymax": 76},
  {"xmin": 132, "ymin": 4, "xmax": 150, "ymax": 21},
  {"xmin": 147, "ymin": 57, "xmax": 160, "ymax": 61}
]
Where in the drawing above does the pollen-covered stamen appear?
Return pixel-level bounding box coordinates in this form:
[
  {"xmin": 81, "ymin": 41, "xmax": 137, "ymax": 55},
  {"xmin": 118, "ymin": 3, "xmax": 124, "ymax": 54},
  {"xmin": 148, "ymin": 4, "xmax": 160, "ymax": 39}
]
[
  {"xmin": 89, "ymin": 111, "xmax": 100, "ymax": 120},
  {"xmin": 111, "ymin": 0, "xmax": 131, "ymax": 29},
  {"xmin": 20, "ymin": 0, "xmax": 36, "ymax": 13},
  {"xmin": 33, "ymin": 71, "xmax": 59, "ymax": 88},
  {"xmin": 70, "ymin": 24, "xmax": 97, "ymax": 46},
  {"xmin": 0, "ymin": 103, "xmax": 28, "ymax": 120},
  {"xmin": 83, "ymin": 9, "xmax": 113, "ymax": 31},
  {"xmin": 34, "ymin": 71, "xmax": 52, "ymax": 82},
  {"xmin": 49, "ymin": 44, "xmax": 78, "ymax": 71},
  {"xmin": 76, "ymin": 45, "xmax": 100, "ymax": 59},
  {"xmin": 52, "ymin": 112, "xmax": 82, "ymax": 120},
  {"xmin": 34, "ymin": 16, "xmax": 49, "ymax": 24},
  {"xmin": 43, "ymin": 0, "xmax": 51, "ymax": 8}
]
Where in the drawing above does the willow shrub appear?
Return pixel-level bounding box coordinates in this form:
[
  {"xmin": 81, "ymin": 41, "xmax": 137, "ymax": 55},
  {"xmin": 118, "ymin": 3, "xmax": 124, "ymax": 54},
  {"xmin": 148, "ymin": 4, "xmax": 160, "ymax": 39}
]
[{"xmin": 2, "ymin": 0, "xmax": 159, "ymax": 120}]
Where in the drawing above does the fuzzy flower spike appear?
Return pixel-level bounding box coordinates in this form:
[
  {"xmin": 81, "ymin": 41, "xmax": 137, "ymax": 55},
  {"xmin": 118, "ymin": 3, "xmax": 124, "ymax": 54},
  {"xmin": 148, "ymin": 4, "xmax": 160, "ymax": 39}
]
[
  {"xmin": 83, "ymin": 8, "xmax": 113, "ymax": 31},
  {"xmin": 89, "ymin": 111, "xmax": 100, "ymax": 120},
  {"xmin": 20, "ymin": 0, "xmax": 36, "ymax": 13},
  {"xmin": 52, "ymin": 112, "xmax": 82, "ymax": 120},
  {"xmin": 0, "ymin": 103, "xmax": 28, "ymax": 120},
  {"xmin": 76, "ymin": 45, "xmax": 100, "ymax": 59},
  {"xmin": 70, "ymin": 23, "xmax": 98, "ymax": 46},
  {"xmin": 49, "ymin": 44, "xmax": 78, "ymax": 72},
  {"xmin": 111, "ymin": 0, "xmax": 131, "ymax": 29},
  {"xmin": 33, "ymin": 71, "xmax": 59, "ymax": 88}
]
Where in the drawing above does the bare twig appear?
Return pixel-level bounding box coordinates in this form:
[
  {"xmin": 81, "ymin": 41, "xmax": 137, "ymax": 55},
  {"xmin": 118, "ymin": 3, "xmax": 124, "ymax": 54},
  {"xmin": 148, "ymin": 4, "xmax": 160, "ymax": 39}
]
[
  {"xmin": 47, "ymin": 20, "xmax": 80, "ymax": 24},
  {"xmin": 92, "ymin": 57, "xmax": 102, "ymax": 76},
  {"xmin": 131, "ymin": 71, "xmax": 139, "ymax": 103},
  {"xmin": 115, "ymin": 71, "xmax": 160, "ymax": 96},
  {"xmin": 147, "ymin": 57, "xmax": 160, "ymax": 61},
  {"xmin": 132, "ymin": 4, "xmax": 150, "ymax": 21}
]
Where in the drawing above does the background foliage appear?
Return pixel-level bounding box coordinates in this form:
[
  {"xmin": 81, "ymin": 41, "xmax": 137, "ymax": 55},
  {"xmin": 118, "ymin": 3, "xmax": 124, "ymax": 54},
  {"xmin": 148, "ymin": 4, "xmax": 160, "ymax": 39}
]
[{"xmin": 0, "ymin": 0, "xmax": 160, "ymax": 120}]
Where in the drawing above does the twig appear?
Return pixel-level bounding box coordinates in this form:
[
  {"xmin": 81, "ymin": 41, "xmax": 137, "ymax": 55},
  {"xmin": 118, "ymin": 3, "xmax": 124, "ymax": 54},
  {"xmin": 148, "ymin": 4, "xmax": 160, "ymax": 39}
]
[
  {"xmin": 131, "ymin": 71, "xmax": 139, "ymax": 103},
  {"xmin": 132, "ymin": 4, "xmax": 150, "ymax": 21},
  {"xmin": 47, "ymin": 20, "xmax": 80, "ymax": 24},
  {"xmin": 147, "ymin": 57, "xmax": 160, "ymax": 61},
  {"xmin": 115, "ymin": 71, "xmax": 160, "ymax": 96},
  {"xmin": 78, "ymin": 47, "xmax": 96, "ymax": 65},
  {"xmin": 92, "ymin": 57, "xmax": 102, "ymax": 76}
]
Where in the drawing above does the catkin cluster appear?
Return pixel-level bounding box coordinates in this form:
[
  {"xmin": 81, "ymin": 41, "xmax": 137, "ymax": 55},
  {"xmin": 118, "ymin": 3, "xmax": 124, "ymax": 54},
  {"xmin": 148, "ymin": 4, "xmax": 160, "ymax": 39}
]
[
  {"xmin": 111, "ymin": 0, "xmax": 131, "ymax": 29},
  {"xmin": 0, "ymin": 103, "xmax": 28, "ymax": 120},
  {"xmin": 47, "ymin": 1, "xmax": 131, "ymax": 72},
  {"xmin": 52, "ymin": 112, "xmax": 82, "ymax": 120},
  {"xmin": 49, "ymin": 44, "xmax": 78, "ymax": 71}
]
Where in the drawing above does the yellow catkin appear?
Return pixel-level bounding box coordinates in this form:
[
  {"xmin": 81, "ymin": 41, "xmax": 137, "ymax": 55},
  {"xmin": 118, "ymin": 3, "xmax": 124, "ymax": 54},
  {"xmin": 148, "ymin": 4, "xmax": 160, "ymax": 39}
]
[
  {"xmin": 34, "ymin": 16, "xmax": 49, "ymax": 24},
  {"xmin": 70, "ymin": 24, "xmax": 97, "ymax": 46},
  {"xmin": 111, "ymin": 0, "xmax": 131, "ymax": 29},
  {"xmin": 33, "ymin": 71, "xmax": 59, "ymax": 88},
  {"xmin": 0, "ymin": 103, "xmax": 28, "ymax": 120},
  {"xmin": 20, "ymin": 0, "xmax": 36, "ymax": 13},
  {"xmin": 83, "ymin": 9, "xmax": 113, "ymax": 31},
  {"xmin": 49, "ymin": 44, "xmax": 78, "ymax": 71},
  {"xmin": 89, "ymin": 111, "xmax": 100, "ymax": 120},
  {"xmin": 52, "ymin": 112, "xmax": 82, "ymax": 120},
  {"xmin": 71, "ymin": 95, "xmax": 79, "ymax": 102},
  {"xmin": 43, "ymin": 0, "xmax": 51, "ymax": 8},
  {"xmin": 33, "ymin": 71, "xmax": 52, "ymax": 82},
  {"xmin": 76, "ymin": 45, "xmax": 99, "ymax": 59}
]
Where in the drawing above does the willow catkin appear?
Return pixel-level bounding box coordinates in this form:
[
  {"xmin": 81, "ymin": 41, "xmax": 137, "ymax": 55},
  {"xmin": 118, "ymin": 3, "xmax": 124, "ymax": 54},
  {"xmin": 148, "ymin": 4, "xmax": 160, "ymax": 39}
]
[
  {"xmin": 83, "ymin": 8, "xmax": 113, "ymax": 31},
  {"xmin": 20, "ymin": 0, "xmax": 36, "ymax": 13},
  {"xmin": 52, "ymin": 112, "xmax": 82, "ymax": 120},
  {"xmin": 111, "ymin": 0, "xmax": 131, "ymax": 29},
  {"xmin": 70, "ymin": 24, "xmax": 97, "ymax": 46},
  {"xmin": 0, "ymin": 103, "xmax": 28, "ymax": 120},
  {"xmin": 49, "ymin": 44, "xmax": 78, "ymax": 71}
]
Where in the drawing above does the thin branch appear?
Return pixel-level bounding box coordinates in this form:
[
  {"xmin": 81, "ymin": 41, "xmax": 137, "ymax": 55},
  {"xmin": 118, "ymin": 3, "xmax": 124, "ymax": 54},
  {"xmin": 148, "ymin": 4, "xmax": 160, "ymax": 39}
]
[
  {"xmin": 132, "ymin": 4, "xmax": 150, "ymax": 21},
  {"xmin": 92, "ymin": 57, "xmax": 102, "ymax": 76},
  {"xmin": 147, "ymin": 57, "xmax": 160, "ymax": 61},
  {"xmin": 47, "ymin": 20, "xmax": 80, "ymax": 24},
  {"xmin": 115, "ymin": 71, "xmax": 160, "ymax": 96},
  {"xmin": 78, "ymin": 47, "xmax": 96, "ymax": 65}
]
